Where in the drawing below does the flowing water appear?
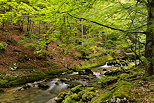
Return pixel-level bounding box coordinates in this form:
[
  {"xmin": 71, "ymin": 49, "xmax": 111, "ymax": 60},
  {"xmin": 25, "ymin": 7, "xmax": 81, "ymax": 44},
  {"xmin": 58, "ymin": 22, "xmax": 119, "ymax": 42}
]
[{"xmin": 0, "ymin": 61, "xmax": 135, "ymax": 103}]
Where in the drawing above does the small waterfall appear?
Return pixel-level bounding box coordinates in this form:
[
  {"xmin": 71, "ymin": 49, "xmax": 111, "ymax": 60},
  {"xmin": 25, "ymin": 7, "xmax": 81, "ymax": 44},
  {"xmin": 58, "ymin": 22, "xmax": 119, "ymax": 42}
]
[
  {"xmin": 47, "ymin": 78, "xmax": 68, "ymax": 93},
  {"xmin": 93, "ymin": 72, "xmax": 102, "ymax": 78},
  {"xmin": 100, "ymin": 62, "xmax": 112, "ymax": 68},
  {"xmin": 69, "ymin": 72, "xmax": 79, "ymax": 75}
]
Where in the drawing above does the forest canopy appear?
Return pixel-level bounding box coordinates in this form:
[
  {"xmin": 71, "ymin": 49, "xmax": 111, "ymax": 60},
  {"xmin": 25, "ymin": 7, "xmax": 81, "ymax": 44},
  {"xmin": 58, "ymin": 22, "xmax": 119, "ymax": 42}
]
[{"xmin": 0, "ymin": 0, "xmax": 153, "ymax": 75}]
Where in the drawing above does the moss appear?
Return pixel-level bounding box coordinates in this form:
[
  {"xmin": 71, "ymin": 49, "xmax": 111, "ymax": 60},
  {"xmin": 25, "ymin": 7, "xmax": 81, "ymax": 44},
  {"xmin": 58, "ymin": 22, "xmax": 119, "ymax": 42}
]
[
  {"xmin": 119, "ymin": 73, "xmax": 129, "ymax": 80},
  {"xmin": 104, "ymin": 68, "xmax": 123, "ymax": 75},
  {"xmin": 58, "ymin": 92, "xmax": 69, "ymax": 99},
  {"xmin": 82, "ymin": 91, "xmax": 96, "ymax": 102},
  {"xmin": 55, "ymin": 97, "xmax": 63, "ymax": 103},
  {"xmin": 72, "ymin": 55, "xmax": 113, "ymax": 71},
  {"xmin": 100, "ymin": 76, "xmax": 118, "ymax": 88},
  {"xmin": 0, "ymin": 69, "xmax": 67, "ymax": 87},
  {"xmin": 127, "ymin": 72, "xmax": 138, "ymax": 80},
  {"xmin": 119, "ymin": 71, "xmax": 138, "ymax": 81},
  {"xmin": 141, "ymin": 75, "xmax": 154, "ymax": 81},
  {"xmin": 86, "ymin": 87, "xmax": 96, "ymax": 91},
  {"xmin": 63, "ymin": 95, "xmax": 76, "ymax": 103},
  {"xmin": 56, "ymin": 92, "xmax": 71, "ymax": 103},
  {"xmin": 122, "ymin": 64, "xmax": 133, "ymax": 71},
  {"xmin": 62, "ymin": 86, "xmax": 96, "ymax": 102},
  {"xmin": 76, "ymin": 87, "xmax": 96, "ymax": 99},
  {"xmin": 91, "ymin": 90, "xmax": 112, "ymax": 103},
  {"xmin": 78, "ymin": 90, "xmax": 85, "ymax": 98},
  {"xmin": 71, "ymin": 93, "xmax": 80, "ymax": 101},
  {"xmin": 71, "ymin": 85, "xmax": 83, "ymax": 93},
  {"xmin": 92, "ymin": 80, "xmax": 133, "ymax": 103},
  {"xmin": 112, "ymin": 80, "xmax": 132, "ymax": 98}
]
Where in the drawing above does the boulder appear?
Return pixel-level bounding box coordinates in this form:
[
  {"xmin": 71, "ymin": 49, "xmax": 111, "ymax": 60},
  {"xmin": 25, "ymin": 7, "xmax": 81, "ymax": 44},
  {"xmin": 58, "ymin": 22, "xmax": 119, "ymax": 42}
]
[{"xmin": 79, "ymin": 69, "xmax": 93, "ymax": 75}]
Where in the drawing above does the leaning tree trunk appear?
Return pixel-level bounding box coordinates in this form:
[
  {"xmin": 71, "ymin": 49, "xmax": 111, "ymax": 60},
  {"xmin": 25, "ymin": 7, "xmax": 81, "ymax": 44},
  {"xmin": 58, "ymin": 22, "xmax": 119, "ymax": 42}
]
[{"xmin": 145, "ymin": 0, "xmax": 154, "ymax": 75}]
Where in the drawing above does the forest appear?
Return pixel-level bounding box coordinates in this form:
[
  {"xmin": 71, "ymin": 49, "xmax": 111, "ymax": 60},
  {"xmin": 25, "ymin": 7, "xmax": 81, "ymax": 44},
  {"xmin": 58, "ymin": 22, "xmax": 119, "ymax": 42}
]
[{"xmin": 0, "ymin": 0, "xmax": 154, "ymax": 103}]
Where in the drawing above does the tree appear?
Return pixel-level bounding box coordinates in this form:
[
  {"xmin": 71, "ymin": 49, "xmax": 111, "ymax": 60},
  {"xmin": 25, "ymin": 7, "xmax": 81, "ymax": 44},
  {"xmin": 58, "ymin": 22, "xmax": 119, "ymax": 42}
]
[
  {"xmin": 145, "ymin": 0, "xmax": 154, "ymax": 75},
  {"xmin": 0, "ymin": 0, "xmax": 153, "ymax": 75},
  {"xmin": 67, "ymin": 0, "xmax": 153, "ymax": 75}
]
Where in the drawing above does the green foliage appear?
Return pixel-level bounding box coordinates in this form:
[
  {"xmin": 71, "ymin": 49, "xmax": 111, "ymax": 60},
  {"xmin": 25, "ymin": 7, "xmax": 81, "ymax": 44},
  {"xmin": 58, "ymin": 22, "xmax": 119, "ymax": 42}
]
[
  {"xmin": 19, "ymin": 33, "xmax": 49, "ymax": 55},
  {"xmin": 0, "ymin": 41, "xmax": 8, "ymax": 50}
]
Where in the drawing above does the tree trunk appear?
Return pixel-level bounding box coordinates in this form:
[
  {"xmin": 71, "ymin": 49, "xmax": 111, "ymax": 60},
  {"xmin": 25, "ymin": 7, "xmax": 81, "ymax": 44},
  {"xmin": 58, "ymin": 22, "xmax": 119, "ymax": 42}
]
[{"xmin": 145, "ymin": 0, "xmax": 154, "ymax": 75}]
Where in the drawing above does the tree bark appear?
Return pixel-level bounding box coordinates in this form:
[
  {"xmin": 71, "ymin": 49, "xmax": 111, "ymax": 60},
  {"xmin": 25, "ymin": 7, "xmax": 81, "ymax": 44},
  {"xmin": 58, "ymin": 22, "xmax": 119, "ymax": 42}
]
[{"xmin": 145, "ymin": 0, "xmax": 154, "ymax": 75}]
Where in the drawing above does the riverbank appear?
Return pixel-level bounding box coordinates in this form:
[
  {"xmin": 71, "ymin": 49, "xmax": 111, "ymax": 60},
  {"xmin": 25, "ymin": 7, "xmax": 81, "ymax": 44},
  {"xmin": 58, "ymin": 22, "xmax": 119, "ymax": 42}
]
[
  {"xmin": 0, "ymin": 60, "xmax": 153, "ymax": 103},
  {"xmin": 55, "ymin": 65, "xmax": 154, "ymax": 103}
]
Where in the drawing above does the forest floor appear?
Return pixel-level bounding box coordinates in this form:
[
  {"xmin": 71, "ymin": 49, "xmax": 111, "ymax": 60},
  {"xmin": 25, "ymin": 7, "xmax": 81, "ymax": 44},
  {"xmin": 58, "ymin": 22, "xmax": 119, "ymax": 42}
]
[
  {"xmin": 0, "ymin": 25, "xmax": 83, "ymax": 75},
  {"xmin": 0, "ymin": 25, "xmax": 154, "ymax": 103}
]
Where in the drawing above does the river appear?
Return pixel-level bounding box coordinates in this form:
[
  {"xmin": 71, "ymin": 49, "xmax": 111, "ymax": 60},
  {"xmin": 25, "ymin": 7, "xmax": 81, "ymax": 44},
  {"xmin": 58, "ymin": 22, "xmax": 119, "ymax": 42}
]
[{"xmin": 0, "ymin": 61, "xmax": 133, "ymax": 103}]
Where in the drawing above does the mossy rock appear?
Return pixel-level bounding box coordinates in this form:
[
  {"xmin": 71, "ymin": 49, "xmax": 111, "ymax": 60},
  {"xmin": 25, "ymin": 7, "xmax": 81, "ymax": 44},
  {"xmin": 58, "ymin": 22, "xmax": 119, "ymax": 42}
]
[
  {"xmin": 119, "ymin": 73, "xmax": 130, "ymax": 80},
  {"xmin": 72, "ymin": 55, "xmax": 113, "ymax": 71},
  {"xmin": 92, "ymin": 80, "xmax": 133, "ymax": 103},
  {"xmin": 71, "ymin": 85, "xmax": 83, "ymax": 93},
  {"xmin": 71, "ymin": 93, "xmax": 80, "ymax": 101},
  {"xmin": 112, "ymin": 80, "xmax": 133, "ymax": 98},
  {"xmin": 127, "ymin": 72, "xmax": 138, "ymax": 80},
  {"xmin": 100, "ymin": 76, "xmax": 118, "ymax": 88},
  {"xmin": 82, "ymin": 91, "xmax": 96, "ymax": 102},
  {"xmin": 56, "ymin": 92, "xmax": 71, "ymax": 103},
  {"xmin": 125, "ymin": 52, "xmax": 135, "ymax": 60},
  {"xmin": 86, "ymin": 87, "xmax": 96, "ymax": 91},
  {"xmin": 91, "ymin": 90, "xmax": 112, "ymax": 103},
  {"xmin": 0, "ymin": 69, "xmax": 67, "ymax": 87},
  {"xmin": 76, "ymin": 87, "xmax": 96, "ymax": 99},
  {"xmin": 78, "ymin": 69, "xmax": 93, "ymax": 75},
  {"xmin": 104, "ymin": 68, "xmax": 123, "ymax": 75},
  {"xmin": 63, "ymin": 95, "xmax": 76, "ymax": 103},
  {"xmin": 78, "ymin": 90, "xmax": 85, "ymax": 98},
  {"xmin": 58, "ymin": 92, "xmax": 69, "ymax": 99},
  {"xmin": 55, "ymin": 97, "xmax": 63, "ymax": 103}
]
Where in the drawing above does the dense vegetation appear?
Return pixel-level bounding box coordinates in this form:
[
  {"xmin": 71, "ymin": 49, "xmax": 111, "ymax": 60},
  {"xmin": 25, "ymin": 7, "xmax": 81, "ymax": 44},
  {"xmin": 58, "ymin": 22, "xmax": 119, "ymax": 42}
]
[{"xmin": 0, "ymin": 0, "xmax": 154, "ymax": 103}]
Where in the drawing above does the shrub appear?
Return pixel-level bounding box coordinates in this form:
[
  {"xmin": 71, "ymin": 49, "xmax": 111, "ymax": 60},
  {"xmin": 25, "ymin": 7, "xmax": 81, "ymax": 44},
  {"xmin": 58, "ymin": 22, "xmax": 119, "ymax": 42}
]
[{"xmin": 0, "ymin": 41, "xmax": 8, "ymax": 50}]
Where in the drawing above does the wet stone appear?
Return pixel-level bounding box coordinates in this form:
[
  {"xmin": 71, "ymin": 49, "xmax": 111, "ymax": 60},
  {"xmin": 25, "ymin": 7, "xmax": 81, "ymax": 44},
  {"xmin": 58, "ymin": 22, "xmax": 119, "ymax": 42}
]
[
  {"xmin": 78, "ymin": 69, "xmax": 93, "ymax": 75},
  {"xmin": 107, "ymin": 96, "xmax": 130, "ymax": 103}
]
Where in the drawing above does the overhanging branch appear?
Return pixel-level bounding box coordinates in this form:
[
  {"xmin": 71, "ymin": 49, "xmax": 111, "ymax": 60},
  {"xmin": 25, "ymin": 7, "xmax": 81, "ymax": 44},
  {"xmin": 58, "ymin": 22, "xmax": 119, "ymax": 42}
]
[{"xmin": 68, "ymin": 13, "xmax": 146, "ymax": 34}]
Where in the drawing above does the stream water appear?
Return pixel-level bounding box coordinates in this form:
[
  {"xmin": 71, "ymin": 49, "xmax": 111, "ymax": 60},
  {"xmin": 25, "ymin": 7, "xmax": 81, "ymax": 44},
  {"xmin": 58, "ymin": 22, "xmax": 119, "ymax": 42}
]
[{"xmin": 0, "ymin": 61, "xmax": 134, "ymax": 103}]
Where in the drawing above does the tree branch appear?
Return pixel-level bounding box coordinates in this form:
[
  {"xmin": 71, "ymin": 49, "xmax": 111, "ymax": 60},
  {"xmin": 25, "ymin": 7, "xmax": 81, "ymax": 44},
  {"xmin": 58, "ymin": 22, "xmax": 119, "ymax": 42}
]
[{"xmin": 67, "ymin": 13, "xmax": 146, "ymax": 34}]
